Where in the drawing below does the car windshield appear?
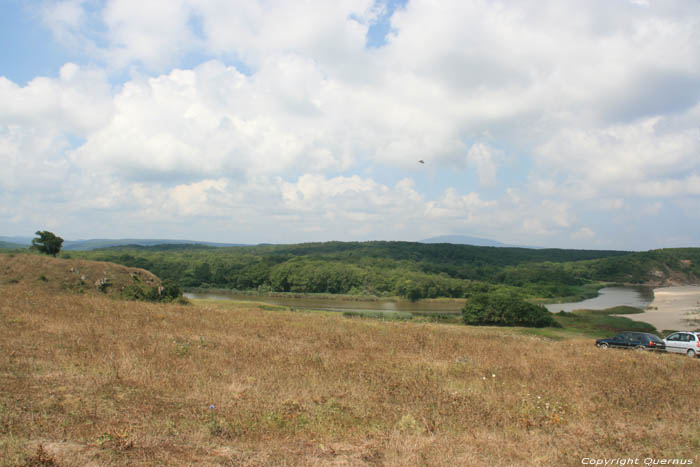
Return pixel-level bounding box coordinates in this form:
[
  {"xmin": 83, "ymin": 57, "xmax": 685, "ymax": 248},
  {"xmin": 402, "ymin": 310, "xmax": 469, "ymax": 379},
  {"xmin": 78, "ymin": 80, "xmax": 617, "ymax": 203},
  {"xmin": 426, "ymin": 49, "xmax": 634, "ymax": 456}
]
[{"xmin": 646, "ymin": 334, "xmax": 663, "ymax": 343}]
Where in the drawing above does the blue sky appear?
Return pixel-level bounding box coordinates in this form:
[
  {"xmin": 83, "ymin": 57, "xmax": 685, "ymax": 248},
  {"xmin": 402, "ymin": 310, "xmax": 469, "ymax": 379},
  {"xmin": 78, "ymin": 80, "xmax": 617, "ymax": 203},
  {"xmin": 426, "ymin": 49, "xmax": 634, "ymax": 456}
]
[{"xmin": 1, "ymin": 0, "xmax": 700, "ymax": 250}]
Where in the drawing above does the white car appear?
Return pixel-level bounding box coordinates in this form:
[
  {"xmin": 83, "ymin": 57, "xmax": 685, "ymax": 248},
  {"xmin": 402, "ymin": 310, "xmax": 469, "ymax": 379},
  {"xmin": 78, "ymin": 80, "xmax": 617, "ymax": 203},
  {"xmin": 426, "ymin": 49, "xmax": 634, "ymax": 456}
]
[{"xmin": 663, "ymin": 332, "xmax": 700, "ymax": 358}]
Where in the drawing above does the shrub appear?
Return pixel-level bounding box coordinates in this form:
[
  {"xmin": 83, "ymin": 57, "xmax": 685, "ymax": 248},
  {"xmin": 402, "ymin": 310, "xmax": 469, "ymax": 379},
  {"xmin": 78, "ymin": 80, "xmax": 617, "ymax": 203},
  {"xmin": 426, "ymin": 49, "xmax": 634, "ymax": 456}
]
[
  {"xmin": 462, "ymin": 292, "xmax": 560, "ymax": 328},
  {"xmin": 121, "ymin": 280, "xmax": 184, "ymax": 303}
]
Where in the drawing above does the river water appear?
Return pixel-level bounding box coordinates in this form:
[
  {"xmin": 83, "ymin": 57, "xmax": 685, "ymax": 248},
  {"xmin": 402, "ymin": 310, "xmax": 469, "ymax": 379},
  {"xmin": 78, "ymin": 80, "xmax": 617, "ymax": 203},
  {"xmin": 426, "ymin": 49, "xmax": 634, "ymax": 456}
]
[
  {"xmin": 184, "ymin": 291, "xmax": 466, "ymax": 314},
  {"xmin": 543, "ymin": 286, "xmax": 654, "ymax": 313},
  {"xmin": 186, "ymin": 286, "xmax": 654, "ymax": 315}
]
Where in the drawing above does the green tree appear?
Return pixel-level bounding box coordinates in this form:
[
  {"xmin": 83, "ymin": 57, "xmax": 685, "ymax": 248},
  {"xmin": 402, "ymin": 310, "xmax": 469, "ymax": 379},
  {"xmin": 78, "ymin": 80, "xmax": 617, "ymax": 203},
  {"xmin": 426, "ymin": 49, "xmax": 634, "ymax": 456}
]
[
  {"xmin": 31, "ymin": 231, "xmax": 64, "ymax": 257},
  {"xmin": 462, "ymin": 292, "xmax": 560, "ymax": 328},
  {"xmin": 193, "ymin": 262, "xmax": 212, "ymax": 285}
]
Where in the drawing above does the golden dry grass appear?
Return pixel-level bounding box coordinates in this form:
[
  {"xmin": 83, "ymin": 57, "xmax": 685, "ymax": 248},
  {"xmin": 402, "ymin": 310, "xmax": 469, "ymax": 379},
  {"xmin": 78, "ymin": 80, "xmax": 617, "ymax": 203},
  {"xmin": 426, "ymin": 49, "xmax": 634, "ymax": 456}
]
[
  {"xmin": 0, "ymin": 253, "xmax": 161, "ymax": 299},
  {"xmin": 1, "ymin": 255, "xmax": 699, "ymax": 466}
]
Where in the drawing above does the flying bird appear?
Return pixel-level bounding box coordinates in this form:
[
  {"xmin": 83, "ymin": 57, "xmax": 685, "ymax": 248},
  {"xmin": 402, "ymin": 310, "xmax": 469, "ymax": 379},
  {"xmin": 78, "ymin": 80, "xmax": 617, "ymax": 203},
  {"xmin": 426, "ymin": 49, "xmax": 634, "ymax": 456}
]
[{"xmin": 418, "ymin": 160, "xmax": 424, "ymax": 164}]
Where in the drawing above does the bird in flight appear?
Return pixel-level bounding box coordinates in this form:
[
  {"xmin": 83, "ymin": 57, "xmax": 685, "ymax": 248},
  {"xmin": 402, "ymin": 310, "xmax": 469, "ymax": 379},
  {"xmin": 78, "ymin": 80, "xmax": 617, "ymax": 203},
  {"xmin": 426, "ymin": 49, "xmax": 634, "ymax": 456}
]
[{"xmin": 418, "ymin": 160, "xmax": 424, "ymax": 164}]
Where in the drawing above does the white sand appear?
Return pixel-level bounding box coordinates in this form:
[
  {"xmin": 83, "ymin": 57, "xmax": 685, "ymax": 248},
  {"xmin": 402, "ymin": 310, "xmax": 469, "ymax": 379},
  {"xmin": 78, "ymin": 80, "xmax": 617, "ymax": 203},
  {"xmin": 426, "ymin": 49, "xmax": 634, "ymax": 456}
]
[{"xmin": 622, "ymin": 286, "xmax": 700, "ymax": 332}]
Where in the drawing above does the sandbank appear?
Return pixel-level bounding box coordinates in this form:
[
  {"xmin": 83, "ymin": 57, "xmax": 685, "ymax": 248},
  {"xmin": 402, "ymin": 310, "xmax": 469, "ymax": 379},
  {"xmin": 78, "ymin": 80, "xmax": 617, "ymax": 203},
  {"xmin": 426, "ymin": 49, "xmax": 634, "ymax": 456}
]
[{"xmin": 622, "ymin": 286, "xmax": 700, "ymax": 332}]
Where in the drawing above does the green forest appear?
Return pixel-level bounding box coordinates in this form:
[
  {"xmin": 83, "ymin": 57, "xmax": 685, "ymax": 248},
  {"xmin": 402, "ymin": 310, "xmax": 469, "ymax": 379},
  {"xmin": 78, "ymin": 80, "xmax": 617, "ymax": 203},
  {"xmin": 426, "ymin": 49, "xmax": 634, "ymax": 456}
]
[{"xmin": 60, "ymin": 242, "xmax": 700, "ymax": 301}]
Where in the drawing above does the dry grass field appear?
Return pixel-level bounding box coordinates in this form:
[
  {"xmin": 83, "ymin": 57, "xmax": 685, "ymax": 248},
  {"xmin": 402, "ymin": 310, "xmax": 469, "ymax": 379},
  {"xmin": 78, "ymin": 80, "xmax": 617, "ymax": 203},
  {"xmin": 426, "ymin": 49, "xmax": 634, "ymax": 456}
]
[{"xmin": 1, "ymin": 254, "xmax": 699, "ymax": 466}]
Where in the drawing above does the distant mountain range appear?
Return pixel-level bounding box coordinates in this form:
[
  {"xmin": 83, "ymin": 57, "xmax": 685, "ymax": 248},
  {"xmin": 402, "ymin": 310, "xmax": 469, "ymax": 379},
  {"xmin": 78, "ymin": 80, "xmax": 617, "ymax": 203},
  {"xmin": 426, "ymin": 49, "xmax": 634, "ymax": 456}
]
[
  {"xmin": 0, "ymin": 236, "xmax": 245, "ymax": 251},
  {"xmin": 0, "ymin": 240, "xmax": 25, "ymax": 249},
  {"xmin": 420, "ymin": 235, "xmax": 537, "ymax": 248},
  {"xmin": 1, "ymin": 234, "xmax": 534, "ymax": 251}
]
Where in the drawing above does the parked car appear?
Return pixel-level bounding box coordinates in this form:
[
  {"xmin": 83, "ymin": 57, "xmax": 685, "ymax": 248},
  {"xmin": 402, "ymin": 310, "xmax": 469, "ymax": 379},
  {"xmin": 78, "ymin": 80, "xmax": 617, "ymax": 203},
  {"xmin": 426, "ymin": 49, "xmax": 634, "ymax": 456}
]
[
  {"xmin": 595, "ymin": 332, "xmax": 666, "ymax": 351},
  {"xmin": 663, "ymin": 331, "xmax": 700, "ymax": 358}
]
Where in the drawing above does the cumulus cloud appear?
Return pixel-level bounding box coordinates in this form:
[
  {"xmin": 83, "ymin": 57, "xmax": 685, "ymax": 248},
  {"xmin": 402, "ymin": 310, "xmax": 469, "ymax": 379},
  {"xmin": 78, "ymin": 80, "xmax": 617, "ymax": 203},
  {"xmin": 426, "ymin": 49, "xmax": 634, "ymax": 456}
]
[
  {"xmin": 3, "ymin": 0, "xmax": 700, "ymax": 248},
  {"xmin": 573, "ymin": 227, "xmax": 596, "ymax": 240},
  {"xmin": 0, "ymin": 63, "xmax": 112, "ymax": 196},
  {"xmin": 0, "ymin": 63, "xmax": 112, "ymax": 135},
  {"xmin": 466, "ymin": 143, "xmax": 502, "ymax": 186}
]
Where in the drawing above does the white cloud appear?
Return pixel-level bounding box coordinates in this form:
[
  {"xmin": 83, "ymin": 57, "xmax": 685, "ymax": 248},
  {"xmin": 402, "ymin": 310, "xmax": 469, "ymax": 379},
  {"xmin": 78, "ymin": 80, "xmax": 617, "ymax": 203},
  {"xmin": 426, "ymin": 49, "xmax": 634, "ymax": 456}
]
[
  {"xmin": 4, "ymin": 0, "xmax": 700, "ymax": 248},
  {"xmin": 599, "ymin": 199, "xmax": 626, "ymax": 210},
  {"xmin": 70, "ymin": 59, "xmax": 345, "ymax": 181},
  {"xmin": 573, "ymin": 227, "xmax": 596, "ymax": 240},
  {"xmin": 0, "ymin": 64, "xmax": 113, "ymax": 197},
  {"xmin": 40, "ymin": 0, "xmax": 88, "ymax": 48},
  {"xmin": 642, "ymin": 201, "xmax": 664, "ymax": 216},
  {"xmin": 466, "ymin": 143, "xmax": 502, "ymax": 186},
  {"xmin": 102, "ymin": 0, "xmax": 199, "ymax": 71},
  {"xmin": 631, "ymin": 174, "xmax": 700, "ymax": 198},
  {"xmin": 0, "ymin": 63, "xmax": 113, "ymax": 135},
  {"xmin": 535, "ymin": 118, "xmax": 700, "ymax": 191}
]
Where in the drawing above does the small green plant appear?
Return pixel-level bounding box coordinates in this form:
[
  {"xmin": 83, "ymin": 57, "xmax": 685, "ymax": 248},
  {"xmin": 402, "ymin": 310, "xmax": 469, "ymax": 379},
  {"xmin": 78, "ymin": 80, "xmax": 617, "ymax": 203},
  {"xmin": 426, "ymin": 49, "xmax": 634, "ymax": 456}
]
[
  {"xmin": 258, "ymin": 304, "xmax": 289, "ymax": 312},
  {"xmin": 95, "ymin": 430, "xmax": 133, "ymax": 451},
  {"xmin": 121, "ymin": 281, "xmax": 186, "ymax": 303},
  {"xmin": 396, "ymin": 414, "xmax": 421, "ymax": 433},
  {"xmin": 205, "ymin": 405, "xmax": 232, "ymax": 438},
  {"xmin": 342, "ymin": 311, "xmax": 413, "ymax": 321},
  {"xmin": 37, "ymin": 274, "xmax": 48, "ymax": 282},
  {"xmin": 95, "ymin": 277, "xmax": 111, "ymax": 292},
  {"xmin": 174, "ymin": 339, "xmax": 191, "ymax": 357},
  {"xmin": 23, "ymin": 444, "xmax": 60, "ymax": 466}
]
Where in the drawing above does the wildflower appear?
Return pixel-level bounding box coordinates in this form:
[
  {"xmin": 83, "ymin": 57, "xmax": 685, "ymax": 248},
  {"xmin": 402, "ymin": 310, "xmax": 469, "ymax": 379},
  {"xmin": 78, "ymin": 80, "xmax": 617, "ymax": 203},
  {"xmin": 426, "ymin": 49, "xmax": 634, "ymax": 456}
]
[
  {"xmin": 491, "ymin": 374, "xmax": 496, "ymax": 378},
  {"xmin": 209, "ymin": 404, "xmax": 215, "ymax": 411}
]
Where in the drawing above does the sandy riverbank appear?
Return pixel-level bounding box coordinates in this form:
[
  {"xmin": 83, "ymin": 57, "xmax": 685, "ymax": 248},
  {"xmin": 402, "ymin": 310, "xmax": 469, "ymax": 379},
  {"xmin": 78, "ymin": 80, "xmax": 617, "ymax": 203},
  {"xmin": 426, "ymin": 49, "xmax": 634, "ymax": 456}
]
[{"xmin": 623, "ymin": 286, "xmax": 700, "ymax": 332}]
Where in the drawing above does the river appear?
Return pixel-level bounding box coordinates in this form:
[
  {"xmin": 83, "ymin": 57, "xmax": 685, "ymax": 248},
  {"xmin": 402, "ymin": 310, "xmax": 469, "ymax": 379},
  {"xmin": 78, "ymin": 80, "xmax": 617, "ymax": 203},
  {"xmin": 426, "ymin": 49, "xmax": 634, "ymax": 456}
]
[
  {"xmin": 543, "ymin": 286, "xmax": 654, "ymax": 313},
  {"xmin": 186, "ymin": 286, "xmax": 655, "ymax": 315},
  {"xmin": 184, "ymin": 291, "xmax": 466, "ymax": 314}
]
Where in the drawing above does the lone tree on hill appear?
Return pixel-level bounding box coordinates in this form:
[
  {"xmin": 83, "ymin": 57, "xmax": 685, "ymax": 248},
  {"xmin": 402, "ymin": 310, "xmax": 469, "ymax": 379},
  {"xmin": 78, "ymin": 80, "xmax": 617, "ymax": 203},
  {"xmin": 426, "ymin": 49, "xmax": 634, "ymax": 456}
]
[{"xmin": 31, "ymin": 231, "xmax": 64, "ymax": 257}]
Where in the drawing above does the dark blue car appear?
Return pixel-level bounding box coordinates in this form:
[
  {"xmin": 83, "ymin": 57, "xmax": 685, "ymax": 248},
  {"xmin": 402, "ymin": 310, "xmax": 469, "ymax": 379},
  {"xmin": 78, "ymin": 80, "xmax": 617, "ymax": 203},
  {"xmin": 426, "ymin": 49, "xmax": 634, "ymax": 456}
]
[{"xmin": 595, "ymin": 332, "xmax": 665, "ymax": 351}]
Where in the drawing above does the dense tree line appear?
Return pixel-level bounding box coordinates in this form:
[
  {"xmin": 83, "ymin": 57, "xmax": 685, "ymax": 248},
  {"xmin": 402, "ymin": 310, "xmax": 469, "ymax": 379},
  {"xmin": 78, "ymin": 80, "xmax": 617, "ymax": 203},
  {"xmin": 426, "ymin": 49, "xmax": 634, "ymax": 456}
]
[{"xmin": 64, "ymin": 242, "xmax": 700, "ymax": 301}]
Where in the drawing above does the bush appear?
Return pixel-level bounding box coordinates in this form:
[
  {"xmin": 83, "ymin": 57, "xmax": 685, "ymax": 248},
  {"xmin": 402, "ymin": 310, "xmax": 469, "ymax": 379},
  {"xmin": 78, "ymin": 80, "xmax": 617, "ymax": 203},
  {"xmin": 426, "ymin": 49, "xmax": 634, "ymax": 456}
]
[
  {"xmin": 121, "ymin": 279, "xmax": 184, "ymax": 303},
  {"xmin": 462, "ymin": 292, "xmax": 560, "ymax": 328}
]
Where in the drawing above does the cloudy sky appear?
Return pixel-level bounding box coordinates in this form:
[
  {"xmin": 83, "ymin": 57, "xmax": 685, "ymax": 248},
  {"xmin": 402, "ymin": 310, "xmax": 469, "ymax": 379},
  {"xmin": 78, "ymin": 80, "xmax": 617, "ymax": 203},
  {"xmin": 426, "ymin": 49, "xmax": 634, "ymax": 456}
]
[{"xmin": 1, "ymin": 0, "xmax": 700, "ymax": 249}]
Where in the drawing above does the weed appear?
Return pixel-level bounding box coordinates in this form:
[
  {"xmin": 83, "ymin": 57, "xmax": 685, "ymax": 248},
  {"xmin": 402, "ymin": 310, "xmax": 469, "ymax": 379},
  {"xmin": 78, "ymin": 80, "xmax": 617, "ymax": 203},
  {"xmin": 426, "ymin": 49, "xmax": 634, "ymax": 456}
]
[
  {"xmin": 258, "ymin": 304, "xmax": 288, "ymax": 312},
  {"xmin": 396, "ymin": 414, "xmax": 422, "ymax": 434},
  {"xmin": 342, "ymin": 310, "xmax": 413, "ymax": 321},
  {"xmin": 23, "ymin": 444, "xmax": 59, "ymax": 466},
  {"xmin": 95, "ymin": 430, "xmax": 133, "ymax": 451},
  {"xmin": 173, "ymin": 339, "xmax": 191, "ymax": 357}
]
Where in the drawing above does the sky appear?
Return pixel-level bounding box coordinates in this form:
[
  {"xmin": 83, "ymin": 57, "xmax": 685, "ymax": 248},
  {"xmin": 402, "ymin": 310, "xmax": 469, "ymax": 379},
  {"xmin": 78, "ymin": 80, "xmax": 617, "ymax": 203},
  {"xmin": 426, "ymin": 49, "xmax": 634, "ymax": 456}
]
[{"xmin": 1, "ymin": 0, "xmax": 700, "ymax": 250}]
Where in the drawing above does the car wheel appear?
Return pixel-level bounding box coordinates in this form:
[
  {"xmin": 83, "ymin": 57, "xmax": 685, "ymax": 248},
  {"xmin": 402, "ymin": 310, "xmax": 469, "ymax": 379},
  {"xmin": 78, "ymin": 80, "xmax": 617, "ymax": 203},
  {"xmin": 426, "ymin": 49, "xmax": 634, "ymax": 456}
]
[
  {"xmin": 687, "ymin": 349, "xmax": 696, "ymax": 358},
  {"xmin": 598, "ymin": 343, "xmax": 609, "ymax": 349}
]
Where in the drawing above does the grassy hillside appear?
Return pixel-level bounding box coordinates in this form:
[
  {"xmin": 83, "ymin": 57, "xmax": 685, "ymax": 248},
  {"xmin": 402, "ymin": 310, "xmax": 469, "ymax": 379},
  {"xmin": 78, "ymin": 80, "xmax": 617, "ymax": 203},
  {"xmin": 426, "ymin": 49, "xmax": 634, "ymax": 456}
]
[
  {"xmin": 0, "ymin": 252, "xmax": 166, "ymax": 300},
  {"xmin": 1, "ymin": 256, "xmax": 699, "ymax": 465}
]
